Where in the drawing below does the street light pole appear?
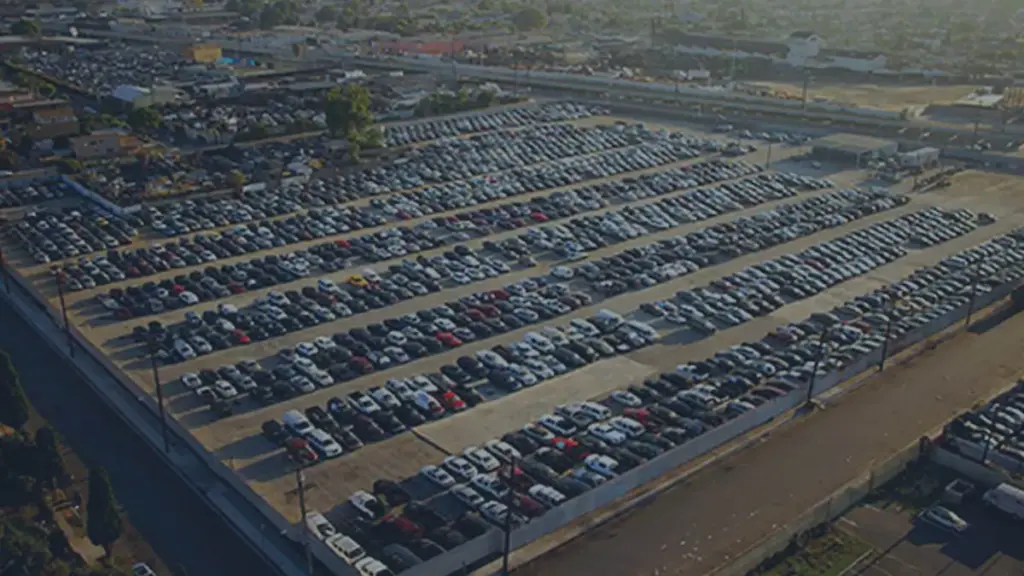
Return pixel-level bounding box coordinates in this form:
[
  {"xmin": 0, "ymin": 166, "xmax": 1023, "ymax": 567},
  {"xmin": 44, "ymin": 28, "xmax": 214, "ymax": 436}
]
[
  {"xmin": 765, "ymin": 141, "xmax": 773, "ymax": 169},
  {"xmin": 878, "ymin": 297, "xmax": 897, "ymax": 371},
  {"xmin": 804, "ymin": 331, "xmax": 830, "ymax": 408},
  {"xmin": 55, "ymin": 271, "xmax": 74, "ymax": 357},
  {"xmin": 296, "ymin": 466, "xmax": 313, "ymax": 576},
  {"xmin": 147, "ymin": 337, "xmax": 170, "ymax": 453},
  {"xmin": 0, "ymin": 245, "xmax": 9, "ymax": 293},
  {"xmin": 501, "ymin": 457, "xmax": 517, "ymax": 575},
  {"xmin": 964, "ymin": 259, "xmax": 982, "ymax": 328}
]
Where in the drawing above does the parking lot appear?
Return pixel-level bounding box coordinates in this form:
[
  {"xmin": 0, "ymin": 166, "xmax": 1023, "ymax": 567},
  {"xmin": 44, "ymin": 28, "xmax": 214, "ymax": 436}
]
[{"xmin": 8, "ymin": 104, "xmax": 1024, "ymax": 574}]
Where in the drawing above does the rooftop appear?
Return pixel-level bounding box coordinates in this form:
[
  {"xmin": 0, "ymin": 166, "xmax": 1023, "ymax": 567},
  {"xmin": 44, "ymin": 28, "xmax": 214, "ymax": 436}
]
[{"xmin": 812, "ymin": 133, "xmax": 896, "ymax": 155}]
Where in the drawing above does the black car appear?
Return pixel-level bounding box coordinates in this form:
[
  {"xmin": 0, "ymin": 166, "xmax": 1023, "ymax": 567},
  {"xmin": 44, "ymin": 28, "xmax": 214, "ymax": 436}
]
[
  {"xmin": 261, "ymin": 420, "xmax": 287, "ymax": 444},
  {"xmin": 426, "ymin": 528, "xmax": 466, "ymax": 550},
  {"xmin": 403, "ymin": 503, "xmax": 447, "ymax": 532},
  {"xmin": 440, "ymin": 364, "xmax": 472, "ymax": 384},
  {"xmin": 373, "ymin": 479, "xmax": 412, "ymax": 507},
  {"xmin": 394, "ymin": 404, "xmax": 427, "ymax": 427},
  {"xmin": 454, "ymin": 513, "xmax": 491, "ymax": 538},
  {"xmin": 626, "ymin": 440, "xmax": 664, "ymax": 460},
  {"xmin": 609, "ymin": 448, "xmax": 643, "ymax": 471},
  {"xmin": 372, "ymin": 410, "xmax": 407, "ymax": 435},
  {"xmin": 501, "ymin": 431, "xmax": 539, "ymax": 455},
  {"xmin": 332, "ymin": 427, "xmax": 364, "ymax": 451},
  {"xmin": 553, "ymin": 476, "xmax": 590, "ymax": 498}
]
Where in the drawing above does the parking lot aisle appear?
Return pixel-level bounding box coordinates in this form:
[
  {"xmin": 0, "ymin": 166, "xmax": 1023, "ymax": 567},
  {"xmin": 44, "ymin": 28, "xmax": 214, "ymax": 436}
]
[{"xmin": 511, "ymin": 301, "xmax": 1024, "ymax": 576}]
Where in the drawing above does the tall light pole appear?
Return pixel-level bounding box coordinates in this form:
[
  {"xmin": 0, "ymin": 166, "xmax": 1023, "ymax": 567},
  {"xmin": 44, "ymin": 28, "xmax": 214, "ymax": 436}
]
[
  {"xmin": 296, "ymin": 465, "xmax": 313, "ymax": 576},
  {"xmin": 147, "ymin": 336, "xmax": 170, "ymax": 453},
  {"xmin": 501, "ymin": 457, "xmax": 518, "ymax": 575},
  {"xmin": 804, "ymin": 330, "xmax": 831, "ymax": 408},
  {"xmin": 878, "ymin": 296, "xmax": 899, "ymax": 371},
  {"xmin": 0, "ymin": 245, "xmax": 9, "ymax": 293},
  {"xmin": 765, "ymin": 140, "xmax": 773, "ymax": 169},
  {"xmin": 54, "ymin": 270, "xmax": 74, "ymax": 357},
  {"xmin": 964, "ymin": 258, "xmax": 983, "ymax": 328}
]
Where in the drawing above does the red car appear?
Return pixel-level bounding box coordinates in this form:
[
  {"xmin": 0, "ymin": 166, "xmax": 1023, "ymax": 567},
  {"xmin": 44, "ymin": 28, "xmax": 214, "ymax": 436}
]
[
  {"xmin": 350, "ymin": 357, "xmax": 374, "ymax": 373},
  {"xmin": 530, "ymin": 212, "xmax": 549, "ymax": 223},
  {"xmin": 383, "ymin": 515, "xmax": 423, "ymax": 540},
  {"xmin": 467, "ymin": 309, "xmax": 485, "ymax": 321},
  {"xmin": 511, "ymin": 493, "xmax": 546, "ymax": 518},
  {"xmin": 438, "ymin": 390, "xmax": 467, "ymax": 412},
  {"xmin": 550, "ymin": 437, "xmax": 589, "ymax": 461},
  {"xmin": 287, "ymin": 438, "xmax": 319, "ymax": 465},
  {"xmin": 232, "ymin": 330, "xmax": 251, "ymax": 345},
  {"xmin": 436, "ymin": 332, "xmax": 463, "ymax": 348},
  {"xmin": 623, "ymin": 408, "xmax": 662, "ymax": 430},
  {"xmin": 477, "ymin": 304, "xmax": 500, "ymax": 318}
]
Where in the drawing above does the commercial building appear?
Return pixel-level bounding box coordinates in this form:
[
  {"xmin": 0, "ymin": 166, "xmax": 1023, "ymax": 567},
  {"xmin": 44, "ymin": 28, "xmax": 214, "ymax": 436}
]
[
  {"xmin": 110, "ymin": 84, "xmax": 184, "ymax": 109},
  {"xmin": 184, "ymin": 43, "xmax": 222, "ymax": 63},
  {"xmin": 70, "ymin": 130, "xmax": 141, "ymax": 159},
  {"xmin": 812, "ymin": 133, "xmax": 898, "ymax": 166},
  {"xmin": 30, "ymin": 105, "xmax": 79, "ymax": 139}
]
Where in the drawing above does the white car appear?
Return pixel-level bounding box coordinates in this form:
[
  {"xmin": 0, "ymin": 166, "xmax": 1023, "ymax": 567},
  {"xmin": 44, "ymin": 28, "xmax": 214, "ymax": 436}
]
[
  {"xmin": 480, "ymin": 501, "xmax": 521, "ymax": 527},
  {"xmin": 570, "ymin": 318, "xmax": 601, "ymax": 337},
  {"xmin": 296, "ymin": 342, "xmax": 318, "ymax": 357},
  {"xmin": 348, "ymin": 490, "xmax": 385, "ymax": 520},
  {"xmin": 470, "ymin": 473, "xmax": 510, "ymax": 500},
  {"xmin": 354, "ymin": 557, "xmax": 393, "ymax": 576},
  {"xmin": 449, "ymin": 484, "xmax": 486, "ymax": 509},
  {"xmin": 348, "ymin": 393, "xmax": 382, "ymax": 415},
  {"xmin": 420, "ymin": 465, "xmax": 456, "ymax": 488},
  {"xmin": 528, "ymin": 484, "xmax": 566, "ymax": 508},
  {"xmin": 306, "ymin": 429, "xmax": 343, "ymax": 458},
  {"xmin": 610, "ymin": 390, "xmax": 644, "ymax": 408},
  {"xmin": 442, "ymin": 456, "xmax": 479, "ymax": 480},
  {"xmin": 386, "ymin": 331, "xmax": 408, "ymax": 346},
  {"xmin": 585, "ymin": 454, "xmax": 620, "ymax": 477},
  {"xmin": 304, "ymin": 511, "xmax": 337, "ymax": 540},
  {"xmin": 325, "ymin": 534, "xmax": 366, "ymax": 565},
  {"xmin": 476, "ymin": 350, "xmax": 508, "ymax": 369},
  {"xmin": 551, "ymin": 266, "xmax": 574, "ymax": 279},
  {"xmin": 484, "ymin": 439, "xmax": 522, "ymax": 464},
  {"xmin": 588, "ymin": 423, "xmax": 627, "ymax": 445},
  {"xmin": 213, "ymin": 380, "xmax": 238, "ymax": 399},
  {"xmin": 917, "ymin": 506, "xmax": 969, "ymax": 533},
  {"xmin": 523, "ymin": 359, "xmax": 555, "ymax": 380},
  {"xmin": 463, "ymin": 446, "xmax": 501, "ymax": 472},
  {"xmin": 579, "ymin": 401, "xmax": 612, "ymax": 422},
  {"xmin": 523, "ymin": 332, "xmax": 556, "ymax": 353},
  {"xmin": 410, "ymin": 375, "xmax": 440, "ymax": 394},
  {"xmin": 538, "ymin": 414, "xmax": 577, "ymax": 436},
  {"xmin": 522, "ymin": 423, "xmax": 555, "ymax": 443},
  {"xmin": 608, "ymin": 416, "xmax": 646, "ymax": 438},
  {"xmin": 385, "ymin": 378, "xmax": 416, "ymax": 400},
  {"xmin": 180, "ymin": 373, "xmax": 202, "ymax": 390},
  {"xmin": 314, "ymin": 336, "xmax": 337, "ymax": 351},
  {"xmin": 367, "ymin": 387, "xmax": 401, "ymax": 410}
]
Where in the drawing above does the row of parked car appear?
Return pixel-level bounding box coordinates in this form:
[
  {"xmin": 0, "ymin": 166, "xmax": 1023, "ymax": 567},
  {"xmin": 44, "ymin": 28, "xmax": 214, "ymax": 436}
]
[
  {"xmin": 140, "ymin": 191, "xmax": 304, "ymax": 238},
  {"xmin": 298, "ymin": 228, "xmax": 1024, "ymax": 574},
  {"xmin": 629, "ymin": 204, "xmax": 984, "ymax": 335},
  {"xmin": 488, "ymin": 169, "xmax": 835, "ymax": 268},
  {"xmin": 0, "ymin": 180, "xmax": 67, "ymax": 209},
  {"xmin": 383, "ymin": 102, "xmax": 606, "ymax": 147},
  {"xmin": 12, "ymin": 206, "xmax": 139, "ymax": 265},
  {"xmin": 105, "ymin": 236, "xmax": 512, "ymax": 319}
]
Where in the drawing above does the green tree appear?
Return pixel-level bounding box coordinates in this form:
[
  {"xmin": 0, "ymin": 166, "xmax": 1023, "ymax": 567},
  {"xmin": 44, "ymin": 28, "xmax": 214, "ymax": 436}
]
[
  {"xmin": 127, "ymin": 107, "xmax": 162, "ymax": 132},
  {"xmin": 478, "ymin": 0, "xmax": 494, "ymax": 10},
  {"xmin": 33, "ymin": 427, "xmax": 69, "ymax": 489},
  {"xmin": 12, "ymin": 19, "xmax": 42, "ymax": 37},
  {"xmin": 513, "ymin": 6, "xmax": 546, "ymax": 31},
  {"xmin": 325, "ymin": 83, "xmax": 373, "ymax": 139},
  {"xmin": 315, "ymin": 5, "xmax": 336, "ymax": 23},
  {"xmin": 86, "ymin": 467, "xmax": 122, "ymax": 557},
  {"xmin": 0, "ymin": 351, "xmax": 30, "ymax": 430},
  {"xmin": 228, "ymin": 169, "xmax": 246, "ymax": 188}
]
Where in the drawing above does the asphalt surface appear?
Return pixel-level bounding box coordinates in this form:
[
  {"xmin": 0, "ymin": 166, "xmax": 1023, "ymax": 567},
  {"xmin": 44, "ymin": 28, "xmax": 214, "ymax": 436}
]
[{"xmin": 0, "ymin": 301, "xmax": 278, "ymax": 576}]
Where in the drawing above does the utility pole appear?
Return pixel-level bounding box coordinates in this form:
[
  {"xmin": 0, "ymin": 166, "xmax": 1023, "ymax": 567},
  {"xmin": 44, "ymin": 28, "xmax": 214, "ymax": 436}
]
[
  {"xmin": 296, "ymin": 466, "xmax": 313, "ymax": 576},
  {"xmin": 55, "ymin": 271, "xmax": 74, "ymax": 357},
  {"xmin": 801, "ymin": 68, "xmax": 811, "ymax": 111},
  {"xmin": 147, "ymin": 337, "xmax": 170, "ymax": 453},
  {"xmin": 450, "ymin": 34, "xmax": 458, "ymax": 87},
  {"xmin": 501, "ymin": 457, "xmax": 517, "ymax": 574},
  {"xmin": 765, "ymin": 141, "xmax": 773, "ymax": 169}
]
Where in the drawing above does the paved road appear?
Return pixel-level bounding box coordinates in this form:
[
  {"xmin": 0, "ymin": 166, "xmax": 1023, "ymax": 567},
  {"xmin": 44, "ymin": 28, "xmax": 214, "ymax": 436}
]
[{"xmin": 0, "ymin": 301, "xmax": 278, "ymax": 576}]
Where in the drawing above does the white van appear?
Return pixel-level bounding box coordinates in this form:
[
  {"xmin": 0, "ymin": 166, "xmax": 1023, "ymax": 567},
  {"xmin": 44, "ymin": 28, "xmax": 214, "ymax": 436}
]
[
  {"xmin": 306, "ymin": 429, "xmax": 343, "ymax": 458},
  {"xmin": 325, "ymin": 533, "xmax": 366, "ymax": 564},
  {"xmin": 281, "ymin": 410, "xmax": 314, "ymax": 436},
  {"xmin": 983, "ymin": 483, "xmax": 1024, "ymax": 519}
]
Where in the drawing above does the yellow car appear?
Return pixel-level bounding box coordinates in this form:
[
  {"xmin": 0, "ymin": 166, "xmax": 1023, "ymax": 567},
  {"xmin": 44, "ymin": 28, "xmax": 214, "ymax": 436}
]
[{"xmin": 347, "ymin": 275, "xmax": 369, "ymax": 287}]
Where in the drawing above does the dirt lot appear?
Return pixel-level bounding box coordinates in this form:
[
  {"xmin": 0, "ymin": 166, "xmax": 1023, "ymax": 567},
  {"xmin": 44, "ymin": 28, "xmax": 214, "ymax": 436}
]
[
  {"xmin": 513, "ymin": 300, "xmax": 1024, "ymax": 575},
  {"xmin": 749, "ymin": 82, "xmax": 978, "ymax": 111}
]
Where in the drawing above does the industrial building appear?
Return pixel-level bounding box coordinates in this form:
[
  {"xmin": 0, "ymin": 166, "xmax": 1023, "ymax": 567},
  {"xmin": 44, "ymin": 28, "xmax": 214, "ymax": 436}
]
[{"xmin": 811, "ymin": 133, "xmax": 898, "ymax": 166}]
